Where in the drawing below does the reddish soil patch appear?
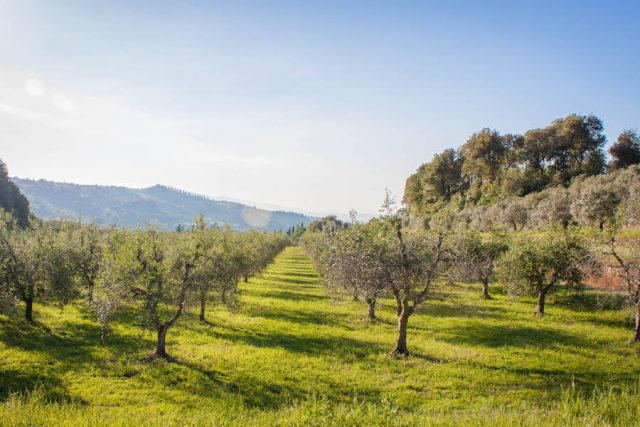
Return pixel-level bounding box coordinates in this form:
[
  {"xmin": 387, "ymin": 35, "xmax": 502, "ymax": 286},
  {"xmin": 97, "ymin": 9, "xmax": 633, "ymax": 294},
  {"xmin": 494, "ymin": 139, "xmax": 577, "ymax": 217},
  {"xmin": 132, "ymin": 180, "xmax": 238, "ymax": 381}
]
[{"xmin": 585, "ymin": 267, "xmax": 624, "ymax": 291}]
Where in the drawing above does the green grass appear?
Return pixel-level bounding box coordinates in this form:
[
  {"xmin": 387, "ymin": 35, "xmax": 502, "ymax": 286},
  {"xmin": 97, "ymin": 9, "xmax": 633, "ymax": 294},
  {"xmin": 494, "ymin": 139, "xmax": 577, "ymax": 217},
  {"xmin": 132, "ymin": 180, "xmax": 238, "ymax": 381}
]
[{"xmin": 1, "ymin": 246, "xmax": 640, "ymax": 426}]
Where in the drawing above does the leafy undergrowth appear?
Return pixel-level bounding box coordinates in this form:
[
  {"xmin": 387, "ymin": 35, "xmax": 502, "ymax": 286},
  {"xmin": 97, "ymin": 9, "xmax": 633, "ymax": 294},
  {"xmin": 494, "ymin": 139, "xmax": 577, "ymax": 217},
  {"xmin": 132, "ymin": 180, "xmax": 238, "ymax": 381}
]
[{"xmin": 1, "ymin": 247, "xmax": 639, "ymax": 426}]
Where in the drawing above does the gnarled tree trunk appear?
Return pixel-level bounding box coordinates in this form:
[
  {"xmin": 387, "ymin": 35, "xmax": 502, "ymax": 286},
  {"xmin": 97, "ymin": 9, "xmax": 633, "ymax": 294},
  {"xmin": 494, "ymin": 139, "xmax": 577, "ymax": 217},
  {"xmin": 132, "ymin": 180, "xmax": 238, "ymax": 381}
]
[
  {"xmin": 24, "ymin": 297, "xmax": 33, "ymax": 323},
  {"xmin": 154, "ymin": 261, "xmax": 194, "ymax": 358},
  {"xmin": 366, "ymin": 298, "xmax": 376, "ymax": 320},
  {"xmin": 481, "ymin": 278, "xmax": 491, "ymax": 299},
  {"xmin": 393, "ymin": 309, "xmax": 410, "ymax": 355},
  {"xmin": 156, "ymin": 324, "xmax": 170, "ymax": 357}
]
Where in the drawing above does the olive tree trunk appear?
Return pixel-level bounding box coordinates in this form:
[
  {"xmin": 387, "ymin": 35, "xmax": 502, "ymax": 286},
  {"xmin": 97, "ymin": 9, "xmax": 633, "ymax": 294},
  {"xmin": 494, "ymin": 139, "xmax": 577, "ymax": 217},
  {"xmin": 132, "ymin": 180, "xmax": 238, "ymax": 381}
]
[
  {"xmin": 481, "ymin": 278, "xmax": 491, "ymax": 299},
  {"xmin": 393, "ymin": 310, "xmax": 410, "ymax": 355},
  {"xmin": 199, "ymin": 287, "xmax": 206, "ymax": 322},
  {"xmin": 156, "ymin": 324, "xmax": 170, "ymax": 357},
  {"xmin": 366, "ymin": 298, "xmax": 376, "ymax": 320},
  {"xmin": 536, "ymin": 290, "xmax": 547, "ymax": 317},
  {"xmin": 154, "ymin": 263, "xmax": 193, "ymax": 358},
  {"xmin": 634, "ymin": 301, "xmax": 640, "ymax": 342},
  {"xmin": 24, "ymin": 297, "xmax": 34, "ymax": 323},
  {"xmin": 86, "ymin": 284, "xmax": 94, "ymax": 304}
]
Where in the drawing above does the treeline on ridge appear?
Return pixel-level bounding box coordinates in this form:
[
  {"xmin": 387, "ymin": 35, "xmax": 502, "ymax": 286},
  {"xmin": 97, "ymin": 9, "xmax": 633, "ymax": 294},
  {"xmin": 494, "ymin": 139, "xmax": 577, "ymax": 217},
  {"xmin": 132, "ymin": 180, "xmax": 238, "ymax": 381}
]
[{"xmin": 404, "ymin": 114, "xmax": 640, "ymax": 227}]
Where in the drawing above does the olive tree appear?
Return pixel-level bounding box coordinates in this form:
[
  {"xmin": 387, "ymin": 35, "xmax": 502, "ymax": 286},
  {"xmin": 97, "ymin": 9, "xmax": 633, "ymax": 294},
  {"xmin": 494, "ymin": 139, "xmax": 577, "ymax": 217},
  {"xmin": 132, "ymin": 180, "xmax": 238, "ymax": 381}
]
[
  {"xmin": 196, "ymin": 227, "xmax": 287, "ymax": 322},
  {"xmin": 451, "ymin": 230, "xmax": 507, "ymax": 299},
  {"xmin": 197, "ymin": 227, "xmax": 243, "ymax": 319},
  {"xmin": 72, "ymin": 222, "xmax": 105, "ymax": 303},
  {"xmin": 604, "ymin": 212, "xmax": 640, "ymax": 342},
  {"xmin": 0, "ymin": 214, "xmax": 77, "ymax": 322},
  {"xmin": 499, "ymin": 231, "xmax": 591, "ymax": 316},
  {"xmin": 529, "ymin": 187, "xmax": 572, "ymax": 229},
  {"xmin": 315, "ymin": 222, "xmax": 390, "ymax": 320},
  {"xmin": 96, "ymin": 227, "xmax": 202, "ymax": 358},
  {"xmin": 383, "ymin": 208, "xmax": 451, "ymax": 355},
  {"xmin": 498, "ymin": 198, "xmax": 529, "ymax": 231},
  {"xmin": 571, "ymin": 183, "xmax": 621, "ymax": 230},
  {"xmin": 305, "ymin": 197, "xmax": 451, "ymax": 355}
]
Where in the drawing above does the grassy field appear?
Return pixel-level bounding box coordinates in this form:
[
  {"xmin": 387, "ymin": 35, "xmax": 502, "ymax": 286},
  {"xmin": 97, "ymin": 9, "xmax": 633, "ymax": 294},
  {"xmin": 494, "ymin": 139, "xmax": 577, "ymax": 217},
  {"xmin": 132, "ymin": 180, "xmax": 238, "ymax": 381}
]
[{"xmin": 1, "ymin": 246, "xmax": 640, "ymax": 426}]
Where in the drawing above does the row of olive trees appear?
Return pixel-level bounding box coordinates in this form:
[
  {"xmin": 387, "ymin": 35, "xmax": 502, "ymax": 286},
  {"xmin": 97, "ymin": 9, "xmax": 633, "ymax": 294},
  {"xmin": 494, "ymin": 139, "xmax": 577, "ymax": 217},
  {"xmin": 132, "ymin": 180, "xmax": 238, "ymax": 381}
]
[
  {"xmin": 460, "ymin": 165, "xmax": 640, "ymax": 232},
  {"xmin": 304, "ymin": 205, "xmax": 640, "ymax": 354},
  {"xmin": 0, "ymin": 213, "xmax": 288, "ymax": 358}
]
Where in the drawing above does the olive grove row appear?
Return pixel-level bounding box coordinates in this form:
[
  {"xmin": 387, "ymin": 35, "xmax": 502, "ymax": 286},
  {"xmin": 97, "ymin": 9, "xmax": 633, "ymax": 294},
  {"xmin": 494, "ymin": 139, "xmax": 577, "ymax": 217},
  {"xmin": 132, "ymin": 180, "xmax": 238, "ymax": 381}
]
[
  {"xmin": 303, "ymin": 204, "xmax": 640, "ymax": 356},
  {"xmin": 0, "ymin": 214, "xmax": 288, "ymax": 358},
  {"xmin": 455, "ymin": 165, "xmax": 640, "ymax": 232}
]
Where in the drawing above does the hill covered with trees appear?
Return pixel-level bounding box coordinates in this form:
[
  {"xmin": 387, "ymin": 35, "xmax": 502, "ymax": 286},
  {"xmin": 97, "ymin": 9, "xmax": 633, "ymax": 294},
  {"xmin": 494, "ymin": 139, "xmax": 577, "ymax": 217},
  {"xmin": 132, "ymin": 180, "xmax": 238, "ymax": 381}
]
[
  {"xmin": 0, "ymin": 161, "xmax": 30, "ymax": 228},
  {"xmin": 404, "ymin": 114, "xmax": 640, "ymax": 227},
  {"xmin": 12, "ymin": 178, "xmax": 314, "ymax": 232}
]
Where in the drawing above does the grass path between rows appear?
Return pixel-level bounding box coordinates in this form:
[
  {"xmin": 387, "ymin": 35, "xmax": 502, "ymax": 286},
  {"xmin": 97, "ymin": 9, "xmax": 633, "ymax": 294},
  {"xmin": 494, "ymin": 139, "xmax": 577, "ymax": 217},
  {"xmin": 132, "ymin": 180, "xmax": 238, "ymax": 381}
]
[{"xmin": 1, "ymin": 246, "xmax": 640, "ymax": 426}]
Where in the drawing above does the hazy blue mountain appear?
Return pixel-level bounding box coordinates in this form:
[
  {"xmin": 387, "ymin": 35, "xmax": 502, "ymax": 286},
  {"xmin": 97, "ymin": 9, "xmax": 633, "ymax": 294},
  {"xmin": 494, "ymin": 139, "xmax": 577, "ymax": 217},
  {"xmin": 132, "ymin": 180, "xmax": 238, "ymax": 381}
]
[{"xmin": 12, "ymin": 178, "xmax": 315, "ymax": 231}]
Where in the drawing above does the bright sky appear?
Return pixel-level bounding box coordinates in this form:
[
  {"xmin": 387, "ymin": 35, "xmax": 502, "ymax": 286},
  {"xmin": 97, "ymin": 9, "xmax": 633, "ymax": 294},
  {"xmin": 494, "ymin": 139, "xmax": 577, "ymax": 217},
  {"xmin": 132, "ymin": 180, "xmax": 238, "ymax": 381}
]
[{"xmin": 1, "ymin": 1, "xmax": 639, "ymax": 216}]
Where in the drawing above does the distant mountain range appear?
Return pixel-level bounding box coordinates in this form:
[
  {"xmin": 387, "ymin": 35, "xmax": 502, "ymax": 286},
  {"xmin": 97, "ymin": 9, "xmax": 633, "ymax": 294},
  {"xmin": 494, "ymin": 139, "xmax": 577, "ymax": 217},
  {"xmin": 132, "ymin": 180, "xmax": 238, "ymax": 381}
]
[{"xmin": 12, "ymin": 178, "xmax": 316, "ymax": 231}]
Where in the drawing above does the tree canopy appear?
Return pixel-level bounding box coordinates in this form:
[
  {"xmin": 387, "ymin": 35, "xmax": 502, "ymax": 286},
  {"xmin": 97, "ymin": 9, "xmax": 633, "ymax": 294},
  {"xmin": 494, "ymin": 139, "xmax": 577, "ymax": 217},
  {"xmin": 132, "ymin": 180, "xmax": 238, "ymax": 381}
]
[{"xmin": 404, "ymin": 114, "xmax": 608, "ymax": 218}]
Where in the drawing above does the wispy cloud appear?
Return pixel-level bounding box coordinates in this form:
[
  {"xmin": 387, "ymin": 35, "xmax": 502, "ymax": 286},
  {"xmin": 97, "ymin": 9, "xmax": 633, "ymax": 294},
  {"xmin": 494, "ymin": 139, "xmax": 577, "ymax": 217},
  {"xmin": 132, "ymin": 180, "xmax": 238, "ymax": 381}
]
[{"xmin": 0, "ymin": 103, "xmax": 74, "ymax": 128}]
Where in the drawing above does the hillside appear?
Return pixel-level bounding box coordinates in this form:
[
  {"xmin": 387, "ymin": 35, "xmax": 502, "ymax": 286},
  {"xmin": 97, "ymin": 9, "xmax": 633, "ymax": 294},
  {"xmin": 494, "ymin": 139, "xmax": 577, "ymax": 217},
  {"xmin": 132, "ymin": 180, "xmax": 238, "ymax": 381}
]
[
  {"xmin": 0, "ymin": 161, "xmax": 29, "ymax": 228},
  {"xmin": 403, "ymin": 115, "xmax": 635, "ymax": 214},
  {"xmin": 12, "ymin": 178, "xmax": 314, "ymax": 231},
  {"xmin": 403, "ymin": 115, "xmax": 640, "ymax": 230},
  {"xmin": 1, "ymin": 247, "xmax": 639, "ymax": 425}
]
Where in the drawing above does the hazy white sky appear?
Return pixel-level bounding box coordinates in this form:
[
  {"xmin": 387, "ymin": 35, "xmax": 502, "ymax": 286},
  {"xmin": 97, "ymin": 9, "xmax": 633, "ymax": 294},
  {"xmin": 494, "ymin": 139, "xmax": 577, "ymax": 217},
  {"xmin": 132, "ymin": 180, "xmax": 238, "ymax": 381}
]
[{"xmin": 1, "ymin": 1, "xmax": 639, "ymax": 215}]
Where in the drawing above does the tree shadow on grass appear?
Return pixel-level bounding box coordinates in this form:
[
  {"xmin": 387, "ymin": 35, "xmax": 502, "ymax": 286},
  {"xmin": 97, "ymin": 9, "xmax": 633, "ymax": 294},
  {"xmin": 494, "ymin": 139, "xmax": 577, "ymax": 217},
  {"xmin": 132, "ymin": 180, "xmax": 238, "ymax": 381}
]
[
  {"xmin": 164, "ymin": 354, "xmax": 373, "ymax": 410},
  {"xmin": 439, "ymin": 323, "xmax": 590, "ymax": 349},
  {"xmin": 553, "ymin": 292, "xmax": 627, "ymax": 312},
  {"xmin": 467, "ymin": 360, "xmax": 636, "ymax": 394},
  {"xmin": 252, "ymin": 290, "xmax": 329, "ymax": 302},
  {"xmin": 244, "ymin": 305, "xmax": 351, "ymax": 327},
  {"xmin": 267, "ymin": 270, "xmax": 318, "ymax": 278},
  {"xmin": 401, "ymin": 301, "xmax": 509, "ymax": 325},
  {"xmin": 176, "ymin": 360, "xmax": 310, "ymax": 408},
  {"xmin": 0, "ymin": 368, "xmax": 78, "ymax": 403},
  {"xmin": 0, "ymin": 319, "xmax": 153, "ymax": 392},
  {"xmin": 212, "ymin": 327, "xmax": 387, "ymax": 361},
  {"xmin": 405, "ymin": 352, "xmax": 448, "ymax": 363},
  {"xmin": 0, "ymin": 318, "xmax": 101, "ymax": 403},
  {"xmin": 0, "ymin": 317, "xmax": 151, "ymax": 355},
  {"xmin": 261, "ymin": 275, "xmax": 319, "ymax": 285}
]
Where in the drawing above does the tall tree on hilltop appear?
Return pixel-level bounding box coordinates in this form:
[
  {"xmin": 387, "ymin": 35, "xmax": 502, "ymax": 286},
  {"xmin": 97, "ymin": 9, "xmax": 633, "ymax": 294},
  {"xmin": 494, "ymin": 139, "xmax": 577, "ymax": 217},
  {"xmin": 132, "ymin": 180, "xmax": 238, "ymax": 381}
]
[
  {"xmin": 547, "ymin": 114, "xmax": 606, "ymax": 183},
  {"xmin": 404, "ymin": 149, "xmax": 464, "ymax": 215},
  {"xmin": 609, "ymin": 130, "xmax": 640, "ymax": 170},
  {"xmin": 422, "ymin": 149, "xmax": 464, "ymax": 201},
  {"xmin": 461, "ymin": 128, "xmax": 507, "ymax": 184},
  {"xmin": 520, "ymin": 129, "xmax": 550, "ymax": 173}
]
